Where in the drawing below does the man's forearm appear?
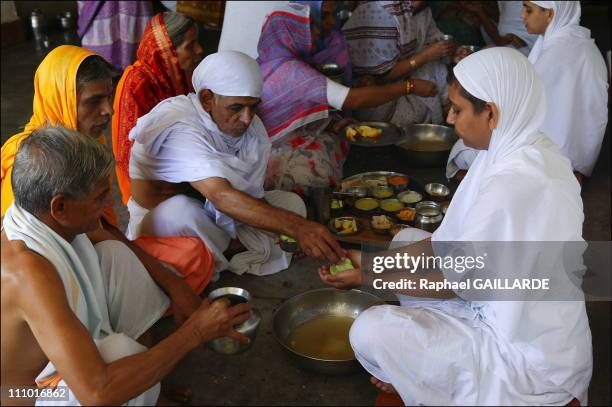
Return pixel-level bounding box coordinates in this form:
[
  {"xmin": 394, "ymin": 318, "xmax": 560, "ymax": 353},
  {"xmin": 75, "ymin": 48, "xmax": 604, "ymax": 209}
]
[
  {"xmin": 91, "ymin": 322, "xmax": 200, "ymax": 405},
  {"xmin": 212, "ymin": 188, "xmax": 305, "ymax": 237}
]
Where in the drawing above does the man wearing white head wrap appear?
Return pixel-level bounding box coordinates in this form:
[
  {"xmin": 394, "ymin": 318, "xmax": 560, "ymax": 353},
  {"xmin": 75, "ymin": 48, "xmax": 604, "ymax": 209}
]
[
  {"xmin": 522, "ymin": 0, "xmax": 608, "ymax": 179},
  {"xmin": 126, "ymin": 51, "xmax": 345, "ymax": 276},
  {"xmin": 318, "ymin": 48, "xmax": 591, "ymax": 405}
]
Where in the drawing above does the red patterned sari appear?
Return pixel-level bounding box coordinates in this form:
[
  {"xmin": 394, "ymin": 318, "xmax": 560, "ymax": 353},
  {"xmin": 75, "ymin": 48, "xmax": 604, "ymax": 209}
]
[{"xmin": 112, "ymin": 13, "xmax": 193, "ymax": 204}]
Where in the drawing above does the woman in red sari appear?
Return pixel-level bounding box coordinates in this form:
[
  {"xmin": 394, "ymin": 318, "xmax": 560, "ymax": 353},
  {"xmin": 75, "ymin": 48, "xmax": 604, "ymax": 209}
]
[
  {"xmin": 112, "ymin": 12, "xmax": 212, "ymax": 296},
  {"xmin": 112, "ymin": 12, "xmax": 204, "ymax": 204}
]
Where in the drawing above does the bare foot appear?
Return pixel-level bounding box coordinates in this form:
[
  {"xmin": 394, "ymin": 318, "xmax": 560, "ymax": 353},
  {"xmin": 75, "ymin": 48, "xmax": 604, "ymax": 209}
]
[{"xmin": 370, "ymin": 376, "xmax": 398, "ymax": 394}]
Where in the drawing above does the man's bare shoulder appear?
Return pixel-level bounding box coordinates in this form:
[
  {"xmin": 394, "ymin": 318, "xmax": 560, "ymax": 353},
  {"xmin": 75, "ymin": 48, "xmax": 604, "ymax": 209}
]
[{"xmin": 1, "ymin": 231, "xmax": 61, "ymax": 299}]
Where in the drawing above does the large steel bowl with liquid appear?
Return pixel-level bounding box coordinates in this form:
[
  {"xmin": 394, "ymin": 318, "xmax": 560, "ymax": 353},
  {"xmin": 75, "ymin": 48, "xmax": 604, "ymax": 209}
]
[{"xmin": 273, "ymin": 288, "xmax": 384, "ymax": 375}]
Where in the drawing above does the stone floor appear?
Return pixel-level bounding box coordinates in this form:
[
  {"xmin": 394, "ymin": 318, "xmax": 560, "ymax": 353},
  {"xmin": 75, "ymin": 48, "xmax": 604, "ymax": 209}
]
[{"xmin": 2, "ymin": 16, "xmax": 610, "ymax": 406}]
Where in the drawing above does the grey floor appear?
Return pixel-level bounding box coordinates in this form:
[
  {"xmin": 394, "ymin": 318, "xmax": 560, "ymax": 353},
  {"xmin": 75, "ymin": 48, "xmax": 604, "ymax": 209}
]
[{"xmin": 2, "ymin": 19, "xmax": 610, "ymax": 407}]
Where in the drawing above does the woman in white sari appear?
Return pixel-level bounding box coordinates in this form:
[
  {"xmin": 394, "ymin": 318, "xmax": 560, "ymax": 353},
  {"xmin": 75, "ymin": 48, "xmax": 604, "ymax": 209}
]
[
  {"xmin": 318, "ymin": 47, "xmax": 591, "ymax": 405},
  {"xmin": 447, "ymin": 0, "xmax": 608, "ymax": 182}
]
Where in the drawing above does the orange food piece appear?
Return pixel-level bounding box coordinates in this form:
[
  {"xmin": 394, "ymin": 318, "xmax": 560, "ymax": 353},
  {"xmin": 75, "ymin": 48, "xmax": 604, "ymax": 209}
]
[
  {"xmin": 388, "ymin": 176, "xmax": 408, "ymax": 185},
  {"xmin": 396, "ymin": 208, "xmax": 416, "ymax": 221}
]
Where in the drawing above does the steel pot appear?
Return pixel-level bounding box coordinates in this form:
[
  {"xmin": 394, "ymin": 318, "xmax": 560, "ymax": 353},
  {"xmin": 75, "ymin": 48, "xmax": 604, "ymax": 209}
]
[{"xmin": 396, "ymin": 124, "xmax": 458, "ymax": 168}]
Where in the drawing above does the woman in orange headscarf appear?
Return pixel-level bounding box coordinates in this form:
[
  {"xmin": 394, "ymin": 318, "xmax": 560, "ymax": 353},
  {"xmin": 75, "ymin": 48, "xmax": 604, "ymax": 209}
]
[
  {"xmin": 2, "ymin": 44, "xmax": 214, "ymax": 297},
  {"xmin": 0, "ymin": 45, "xmax": 118, "ymax": 223},
  {"xmin": 112, "ymin": 12, "xmax": 204, "ymax": 204}
]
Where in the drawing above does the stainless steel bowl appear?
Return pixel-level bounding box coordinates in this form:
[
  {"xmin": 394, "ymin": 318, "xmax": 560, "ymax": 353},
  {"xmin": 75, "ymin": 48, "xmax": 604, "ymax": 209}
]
[
  {"xmin": 318, "ymin": 63, "xmax": 345, "ymax": 82},
  {"xmin": 273, "ymin": 288, "xmax": 384, "ymax": 375},
  {"xmin": 414, "ymin": 201, "xmax": 443, "ymax": 232},
  {"xmin": 424, "ymin": 183, "xmax": 450, "ymax": 201},
  {"xmin": 397, "ymin": 124, "xmax": 458, "ymax": 168},
  {"xmin": 207, "ymin": 287, "xmax": 261, "ymax": 354}
]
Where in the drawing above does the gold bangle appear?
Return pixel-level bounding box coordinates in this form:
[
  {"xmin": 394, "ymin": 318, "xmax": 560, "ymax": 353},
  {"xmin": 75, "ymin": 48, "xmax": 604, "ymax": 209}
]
[{"xmin": 406, "ymin": 79, "xmax": 414, "ymax": 95}]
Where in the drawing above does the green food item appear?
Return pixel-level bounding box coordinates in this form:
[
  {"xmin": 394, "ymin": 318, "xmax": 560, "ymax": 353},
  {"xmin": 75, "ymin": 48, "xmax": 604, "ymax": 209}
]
[
  {"xmin": 380, "ymin": 199, "xmax": 404, "ymax": 212},
  {"xmin": 331, "ymin": 199, "xmax": 344, "ymax": 209},
  {"xmin": 330, "ymin": 258, "xmax": 354, "ymax": 275},
  {"xmin": 355, "ymin": 198, "xmax": 379, "ymax": 211},
  {"xmin": 372, "ymin": 186, "xmax": 393, "ymax": 199},
  {"xmin": 280, "ymin": 235, "xmax": 296, "ymax": 242}
]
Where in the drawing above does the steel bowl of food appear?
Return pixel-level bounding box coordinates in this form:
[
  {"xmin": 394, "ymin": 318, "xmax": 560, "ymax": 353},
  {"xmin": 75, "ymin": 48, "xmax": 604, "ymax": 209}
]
[
  {"xmin": 396, "ymin": 124, "xmax": 458, "ymax": 167},
  {"xmin": 273, "ymin": 288, "xmax": 384, "ymax": 375}
]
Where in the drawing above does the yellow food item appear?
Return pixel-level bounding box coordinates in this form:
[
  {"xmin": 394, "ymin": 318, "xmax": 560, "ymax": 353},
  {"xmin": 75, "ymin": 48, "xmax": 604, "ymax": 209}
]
[
  {"xmin": 345, "ymin": 125, "xmax": 383, "ymax": 141},
  {"xmin": 380, "ymin": 199, "xmax": 403, "ymax": 212},
  {"xmin": 334, "ymin": 218, "xmax": 357, "ymax": 233},
  {"xmin": 345, "ymin": 127, "xmax": 358, "ymax": 142},
  {"xmin": 357, "ymin": 125, "xmax": 383, "ymax": 138},
  {"xmin": 354, "ymin": 198, "xmax": 379, "ymax": 211}
]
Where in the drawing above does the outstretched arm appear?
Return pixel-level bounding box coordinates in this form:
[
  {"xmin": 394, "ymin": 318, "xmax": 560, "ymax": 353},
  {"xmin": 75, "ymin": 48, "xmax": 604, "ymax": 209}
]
[{"xmin": 191, "ymin": 177, "xmax": 346, "ymax": 263}]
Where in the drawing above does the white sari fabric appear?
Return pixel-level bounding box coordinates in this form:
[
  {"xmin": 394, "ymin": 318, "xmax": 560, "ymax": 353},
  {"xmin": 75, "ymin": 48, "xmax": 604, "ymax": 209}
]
[
  {"xmin": 350, "ymin": 48, "xmax": 591, "ymax": 405},
  {"xmin": 128, "ymin": 51, "xmax": 306, "ymax": 275},
  {"xmin": 529, "ymin": 1, "xmax": 608, "ymax": 176},
  {"xmin": 3, "ymin": 204, "xmax": 168, "ymax": 406}
]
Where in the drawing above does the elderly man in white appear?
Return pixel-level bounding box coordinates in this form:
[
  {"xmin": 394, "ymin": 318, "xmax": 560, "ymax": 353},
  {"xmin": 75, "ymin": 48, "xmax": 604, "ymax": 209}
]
[
  {"xmin": 319, "ymin": 48, "xmax": 592, "ymax": 405},
  {"xmin": 126, "ymin": 51, "xmax": 345, "ymax": 277},
  {"xmin": 447, "ymin": 0, "xmax": 608, "ymax": 183}
]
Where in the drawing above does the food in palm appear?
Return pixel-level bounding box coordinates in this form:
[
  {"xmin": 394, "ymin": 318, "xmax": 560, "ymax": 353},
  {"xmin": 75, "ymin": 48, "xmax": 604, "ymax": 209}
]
[{"xmin": 330, "ymin": 258, "xmax": 354, "ymax": 275}]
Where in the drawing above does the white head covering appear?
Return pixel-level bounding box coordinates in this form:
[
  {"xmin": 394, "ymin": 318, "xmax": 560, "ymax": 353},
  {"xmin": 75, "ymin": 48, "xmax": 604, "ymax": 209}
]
[
  {"xmin": 528, "ymin": 1, "xmax": 584, "ymax": 63},
  {"xmin": 129, "ymin": 51, "xmax": 271, "ymax": 237},
  {"xmin": 431, "ymin": 48, "xmax": 591, "ymax": 404},
  {"xmin": 527, "ymin": 1, "xmax": 608, "ymax": 176},
  {"xmin": 193, "ymin": 50, "xmax": 263, "ymax": 97}
]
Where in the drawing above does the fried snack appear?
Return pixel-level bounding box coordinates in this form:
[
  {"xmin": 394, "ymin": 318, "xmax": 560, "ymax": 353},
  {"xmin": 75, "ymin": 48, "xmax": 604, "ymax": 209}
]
[
  {"xmin": 345, "ymin": 125, "xmax": 383, "ymax": 141},
  {"xmin": 356, "ymin": 125, "xmax": 383, "ymax": 138}
]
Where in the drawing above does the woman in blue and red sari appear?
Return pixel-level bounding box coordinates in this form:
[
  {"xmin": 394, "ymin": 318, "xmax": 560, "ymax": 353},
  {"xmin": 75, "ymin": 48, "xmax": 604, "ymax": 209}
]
[{"xmin": 257, "ymin": 1, "xmax": 438, "ymax": 197}]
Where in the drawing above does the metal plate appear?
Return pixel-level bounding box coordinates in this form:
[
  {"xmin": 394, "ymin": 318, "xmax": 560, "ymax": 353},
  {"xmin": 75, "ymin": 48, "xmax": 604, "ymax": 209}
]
[
  {"xmin": 340, "ymin": 171, "xmax": 409, "ymax": 192},
  {"xmin": 328, "ymin": 217, "xmax": 363, "ymax": 237},
  {"xmin": 343, "ymin": 122, "xmax": 404, "ymax": 147}
]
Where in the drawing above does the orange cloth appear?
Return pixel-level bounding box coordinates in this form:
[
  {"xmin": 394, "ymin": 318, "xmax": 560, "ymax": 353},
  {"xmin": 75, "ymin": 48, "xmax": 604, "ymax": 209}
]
[
  {"xmin": 134, "ymin": 235, "xmax": 215, "ymax": 295},
  {"xmin": 1, "ymin": 45, "xmax": 117, "ymax": 225},
  {"xmin": 112, "ymin": 13, "xmax": 193, "ymax": 204}
]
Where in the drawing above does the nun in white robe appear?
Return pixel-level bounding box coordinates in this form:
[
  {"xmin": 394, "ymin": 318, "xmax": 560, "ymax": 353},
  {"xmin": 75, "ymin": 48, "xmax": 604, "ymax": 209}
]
[
  {"xmin": 528, "ymin": 0, "xmax": 608, "ymax": 177},
  {"xmin": 126, "ymin": 51, "xmax": 306, "ymax": 276},
  {"xmin": 350, "ymin": 48, "xmax": 592, "ymax": 405},
  {"xmin": 447, "ymin": 1, "xmax": 608, "ymax": 179}
]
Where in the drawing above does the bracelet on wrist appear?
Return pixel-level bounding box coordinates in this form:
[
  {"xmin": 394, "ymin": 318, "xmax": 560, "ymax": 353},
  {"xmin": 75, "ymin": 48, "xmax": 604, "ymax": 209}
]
[{"xmin": 405, "ymin": 79, "xmax": 414, "ymax": 95}]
